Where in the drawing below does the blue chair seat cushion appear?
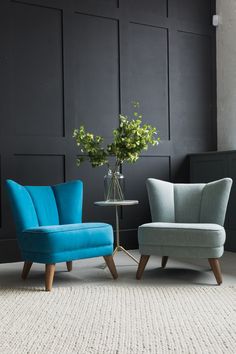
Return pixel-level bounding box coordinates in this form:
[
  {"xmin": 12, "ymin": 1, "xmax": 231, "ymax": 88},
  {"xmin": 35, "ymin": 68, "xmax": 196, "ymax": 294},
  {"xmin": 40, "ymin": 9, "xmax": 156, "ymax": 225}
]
[
  {"xmin": 138, "ymin": 222, "xmax": 225, "ymax": 248},
  {"xmin": 22, "ymin": 222, "xmax": 113, "ymax": 254}
]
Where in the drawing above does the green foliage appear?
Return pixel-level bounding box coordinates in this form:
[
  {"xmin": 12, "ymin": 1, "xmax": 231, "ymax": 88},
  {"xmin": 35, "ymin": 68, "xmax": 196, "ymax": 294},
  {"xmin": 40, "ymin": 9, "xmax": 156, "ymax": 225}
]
[
  {"xmin": 73, "ymin": 126, "xmax": 108, "ymax": 167},
  {"xmin": 73, "ymin": 102, "xmax": 160, "ymax": 168}
]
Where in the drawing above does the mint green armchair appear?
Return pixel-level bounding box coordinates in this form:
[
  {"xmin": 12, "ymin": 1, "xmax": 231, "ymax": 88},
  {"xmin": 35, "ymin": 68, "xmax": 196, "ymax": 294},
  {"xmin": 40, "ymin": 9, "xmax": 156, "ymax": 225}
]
[{"xmin": 137, "ymin": 178, "xmax": 232, "ymax": 285}]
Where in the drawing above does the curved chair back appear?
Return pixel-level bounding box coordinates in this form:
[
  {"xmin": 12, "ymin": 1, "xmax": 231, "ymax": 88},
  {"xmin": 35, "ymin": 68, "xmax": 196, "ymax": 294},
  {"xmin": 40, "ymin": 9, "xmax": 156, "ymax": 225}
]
[
  {"xmin": 6, "ymin": 179, "xmax": 118, "ymax": 291},
  {"xmin": 147, "ymin": 178, "xmax": 232, "ymax": 226},
  {"xmin": 6, "ymin": 179, "xmax": 83, "ymax": 237}
]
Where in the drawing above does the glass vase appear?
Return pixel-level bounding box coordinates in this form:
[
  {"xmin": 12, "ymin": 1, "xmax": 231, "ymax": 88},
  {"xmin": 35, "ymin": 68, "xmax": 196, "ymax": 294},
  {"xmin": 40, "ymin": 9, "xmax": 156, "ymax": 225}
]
[{"xmin": 104, "ymin": 168, "xmax": 125, "ymax": 201}]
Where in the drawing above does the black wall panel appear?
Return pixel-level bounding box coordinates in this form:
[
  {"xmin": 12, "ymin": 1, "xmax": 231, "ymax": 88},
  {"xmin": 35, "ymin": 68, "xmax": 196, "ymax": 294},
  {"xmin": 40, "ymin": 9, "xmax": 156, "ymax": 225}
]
[
  {"xmin": 173, "ymin": 32, "xmax": 213, "ymax": 140},
  {"xmin": 0, "ymin": 0, "xmax": 216, "ymax": 261},
  {"xmin": 190, "ymin": 151, "xmax": 236, "ymax": 251},
  {"xmin": 127, "ymin": 23, "xmax": 169, "ymax": 139},
  {"xmin": 7, "ymin": 2, "xmax": 64, "ymax": 137},
  {"xmin": 128, "ymin": 0, "xmax": 167, "ymax": 18},
  {"xmin": 73, "ymin": 13, "xmax": 119, "ymax": 137},
  {"xmin": 8, "ymin": 155, "xmax": 65, "ymax": 185},
  {"xmin": 172, "ymin": 0, "xmax": 212, "ymax": 25}
]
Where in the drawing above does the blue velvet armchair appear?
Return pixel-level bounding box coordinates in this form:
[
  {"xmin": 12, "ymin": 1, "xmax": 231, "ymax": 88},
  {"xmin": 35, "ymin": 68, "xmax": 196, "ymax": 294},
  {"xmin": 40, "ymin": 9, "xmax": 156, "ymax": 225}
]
[
  {"xmin": 6, "ymin": 179, "xmax": 118, "ymax": 291},
  {"xmin": 136, "ymin": 178, "xmax": 232, "ymax": 285}
]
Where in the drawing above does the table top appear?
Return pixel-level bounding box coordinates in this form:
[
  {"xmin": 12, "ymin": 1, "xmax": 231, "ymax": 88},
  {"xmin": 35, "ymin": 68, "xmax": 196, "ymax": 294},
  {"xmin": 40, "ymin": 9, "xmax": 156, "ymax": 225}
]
[{"xmin": 94, "ymin": 200, "xmax": 139, "ymax": 207}]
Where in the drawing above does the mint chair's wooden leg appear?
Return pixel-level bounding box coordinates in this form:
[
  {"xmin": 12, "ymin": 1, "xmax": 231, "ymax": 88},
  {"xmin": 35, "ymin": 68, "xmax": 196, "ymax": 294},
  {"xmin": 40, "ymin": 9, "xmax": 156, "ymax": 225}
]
[
  {"xmin": 66, "ymin": 261, "xmax": 72, "ymax": 272},
  {"xmin": 208, "ymin": 258, "xmax": 222, "ymax": 285},
  {"xmin": 103, "ymin": 256, "xmax": 118, "ymax": 279},
  {"xmin": 162, "ymin": 256, "xmax": 168, "ymax": 268},
  {"xmin": 136, "ymin": 255, "xmax": 150, "ymax": 280},
  {"xmin": 21, "ymin": 261, "xmax": 33, "ymax": 280},
  {"xmin": 45, "ymin": 264, "xmax": 56, "ymax": 291}
]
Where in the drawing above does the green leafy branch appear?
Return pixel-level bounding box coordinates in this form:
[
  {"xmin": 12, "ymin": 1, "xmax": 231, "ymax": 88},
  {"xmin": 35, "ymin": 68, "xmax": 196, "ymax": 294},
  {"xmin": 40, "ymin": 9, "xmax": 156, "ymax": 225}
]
[{"xmin": 73, "ymin": 102, "xmax": 160, "ymax": 168}]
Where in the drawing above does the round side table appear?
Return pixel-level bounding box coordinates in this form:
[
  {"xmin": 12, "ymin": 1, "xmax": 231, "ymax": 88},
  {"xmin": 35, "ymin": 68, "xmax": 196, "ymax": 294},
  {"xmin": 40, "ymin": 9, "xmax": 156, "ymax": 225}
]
[{"xmin": 94, "ymin": 200, "xmax": 139, "ymax": 263}]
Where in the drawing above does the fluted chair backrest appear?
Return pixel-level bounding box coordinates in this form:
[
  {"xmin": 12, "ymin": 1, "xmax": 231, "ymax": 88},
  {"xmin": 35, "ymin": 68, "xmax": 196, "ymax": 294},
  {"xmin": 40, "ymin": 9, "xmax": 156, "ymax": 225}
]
[
  {"xmin": 6, "ymin": 180, "xmax": 83, "ymax": 235},
  {"xmin": 146, "ymin": 178, "xmax": 232, "ymax": 226}
]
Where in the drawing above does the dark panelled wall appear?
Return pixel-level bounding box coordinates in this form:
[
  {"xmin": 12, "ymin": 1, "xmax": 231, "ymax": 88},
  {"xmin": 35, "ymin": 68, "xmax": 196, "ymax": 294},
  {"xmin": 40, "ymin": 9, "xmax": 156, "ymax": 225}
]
[{"xmin": 0, "ymin": 0, "xmax": 216, "ymax": 262}]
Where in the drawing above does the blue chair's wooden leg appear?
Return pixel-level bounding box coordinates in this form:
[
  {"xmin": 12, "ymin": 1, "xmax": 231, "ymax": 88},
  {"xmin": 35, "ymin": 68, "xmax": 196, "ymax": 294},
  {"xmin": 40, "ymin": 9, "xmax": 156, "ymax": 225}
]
[
  {"xmin": 162, "ymin": 256, "xmax": 168, "ymax": 268},
  {"xmin": 21, "ymin": 261, "xmax": 33, "ymax": 280},
  {"xmin": 103, "ymin": 256, "xmax": 118, "ymax": 279},
  {"xmin": 45, "ymin": 264, "xmax": 56, "ymax": 291},
  {"xmin": 66, "ymin": 261, "xmax": 72, "ymax": 272},
  {"xmin": 208, "ymin": 258, "xmax": 222, "ymax": 285},
  {"xmin": 136, "ymin": 255, "xmax": 150, "ymax": 280}
]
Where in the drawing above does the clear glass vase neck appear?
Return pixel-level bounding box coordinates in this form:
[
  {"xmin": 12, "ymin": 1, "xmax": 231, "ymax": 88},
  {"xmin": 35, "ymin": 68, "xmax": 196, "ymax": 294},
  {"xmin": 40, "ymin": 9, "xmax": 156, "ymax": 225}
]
[
  {"xmin": 107, "ymin": 162, "xmax": 121, "ymax": 174},
  {"xmin": 104, "ymin": 165, "xmax": 125, "ymax": 202}
]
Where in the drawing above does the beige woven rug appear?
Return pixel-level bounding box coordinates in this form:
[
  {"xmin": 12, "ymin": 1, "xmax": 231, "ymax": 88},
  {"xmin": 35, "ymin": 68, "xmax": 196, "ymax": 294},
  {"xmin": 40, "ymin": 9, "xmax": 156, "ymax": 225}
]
[{"xmin": 0, "ymin": 285, "xmax": 235, "ymax": 354}]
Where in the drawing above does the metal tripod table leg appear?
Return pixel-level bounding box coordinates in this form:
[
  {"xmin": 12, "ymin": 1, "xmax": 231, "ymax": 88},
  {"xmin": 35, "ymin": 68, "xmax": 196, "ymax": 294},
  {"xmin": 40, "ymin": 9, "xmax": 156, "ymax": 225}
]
[
  {"xmin": 94, "ymin": 200, "xmax": 140, "ymax": 268},
  {"xmin": 111, "ymin": 206, "xmax": 139, "ymax": 264}
]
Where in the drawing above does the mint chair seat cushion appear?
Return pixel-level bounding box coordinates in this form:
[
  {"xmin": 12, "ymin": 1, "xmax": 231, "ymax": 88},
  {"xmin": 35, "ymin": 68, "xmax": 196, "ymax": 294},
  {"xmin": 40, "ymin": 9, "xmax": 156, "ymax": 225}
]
[
  {"xmin": 138, "ymin": 222, "xmax": 225, "ymax": 258},
  {"xmin": 22, "ymin": 223, "xmax": 113, "ymax": 263}
]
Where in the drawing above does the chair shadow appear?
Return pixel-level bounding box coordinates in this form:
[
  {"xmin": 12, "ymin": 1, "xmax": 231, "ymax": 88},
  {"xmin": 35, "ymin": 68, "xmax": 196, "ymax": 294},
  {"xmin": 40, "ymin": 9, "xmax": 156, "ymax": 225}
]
[
  {"xmin": 0, "ymin": 266, "xmax": 119, "ymax": 291},
  {"xmin": 137, "ymin": 267, "xmax": 218, "ymax": 287},
  {"xmin": 0, "ymin": 261, "xmax": 225, "ymax": 291}
]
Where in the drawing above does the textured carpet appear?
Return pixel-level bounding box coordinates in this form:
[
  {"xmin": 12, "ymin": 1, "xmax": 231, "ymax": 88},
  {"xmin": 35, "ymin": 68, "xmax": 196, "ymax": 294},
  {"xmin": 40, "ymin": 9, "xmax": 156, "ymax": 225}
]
[{"xmin": 0, "ymin": 285, "xmax": 235, "ymax": 354}]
